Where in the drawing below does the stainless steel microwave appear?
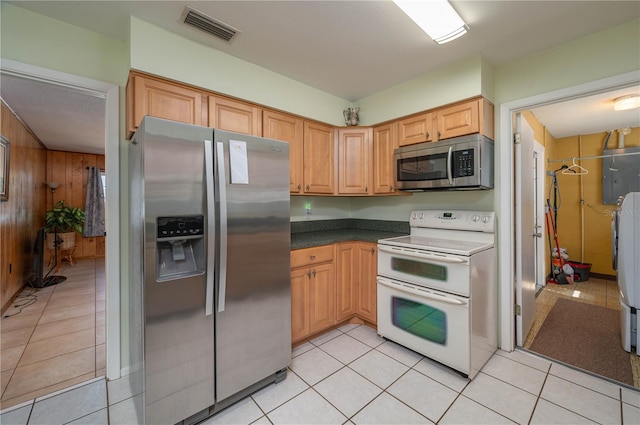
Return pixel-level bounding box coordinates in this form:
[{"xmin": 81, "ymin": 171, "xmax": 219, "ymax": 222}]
[{"xmin": 394, "ymin": 134, "xmax": 494, "ymax": 191}]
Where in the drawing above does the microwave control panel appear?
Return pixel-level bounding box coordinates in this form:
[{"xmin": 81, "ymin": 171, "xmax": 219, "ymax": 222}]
[{"xmin": 453, "ymin": 149, "xmax": 474, "ymax": 177}]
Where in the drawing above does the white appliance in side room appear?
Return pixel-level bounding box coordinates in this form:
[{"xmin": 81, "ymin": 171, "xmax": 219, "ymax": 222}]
[
  {"xmin": 377, "ymin": 210, "xmax": 497, "ymax": 379},
  {"xmin": 612, "ymin": 192, "xmax": 640, "ymax": 354}
]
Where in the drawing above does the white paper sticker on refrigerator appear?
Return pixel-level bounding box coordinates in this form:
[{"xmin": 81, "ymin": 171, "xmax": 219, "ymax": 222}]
[{"xmin": 229, "ymin": 140, "xmax": 249, "ymax": 184}]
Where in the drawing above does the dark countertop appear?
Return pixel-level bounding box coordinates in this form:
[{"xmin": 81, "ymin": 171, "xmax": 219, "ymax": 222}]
[{"xmin": 291, "ymin": 219, "xmax": 408, "ymax": 250}]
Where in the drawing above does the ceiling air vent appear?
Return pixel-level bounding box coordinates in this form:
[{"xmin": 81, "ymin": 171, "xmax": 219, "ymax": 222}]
[{"xmin": 182, "ymin": 7, "xmax": 239, "ymax": 42}]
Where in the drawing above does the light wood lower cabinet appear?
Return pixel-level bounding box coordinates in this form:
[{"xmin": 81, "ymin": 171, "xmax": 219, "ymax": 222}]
[
  {"xmin": 290, "ymin": 245, "xmax": 335, "ymax": 343},
  {"xmin": 335, "ymin": 242, "xmax": 377, "ymax": 325}
]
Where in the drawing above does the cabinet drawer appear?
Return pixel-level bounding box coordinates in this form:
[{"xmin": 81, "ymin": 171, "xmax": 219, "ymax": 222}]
[{"xmin": 291, "ymin": 245, "xmax": 334, "ymax": 268}]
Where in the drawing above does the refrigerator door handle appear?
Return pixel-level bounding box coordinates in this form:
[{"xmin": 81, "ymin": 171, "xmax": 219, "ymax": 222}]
[
  {"xmin": 204, "ymin": 140, "xmax": 215, "ymax": 316},
  {"xmin": 216, "ymin": 141, "xmax": 228, "ymax": 312}
]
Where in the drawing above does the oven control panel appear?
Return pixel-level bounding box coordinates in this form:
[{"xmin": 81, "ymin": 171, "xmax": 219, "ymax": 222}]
[{"xmin": 410, "ymin": 210, "xmax": 495, "ymax": 233}]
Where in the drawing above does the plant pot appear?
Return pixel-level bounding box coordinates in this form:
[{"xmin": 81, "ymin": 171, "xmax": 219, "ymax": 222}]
[{"xmin": 46, "ymin": 232, "xmax": 76, "ymax": 250}]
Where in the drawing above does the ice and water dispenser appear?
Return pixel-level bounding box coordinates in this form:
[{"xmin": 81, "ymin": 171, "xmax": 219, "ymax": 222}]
[{"xmin": 156, "ymin": 216, "xmax": 205, "ymax": 281}]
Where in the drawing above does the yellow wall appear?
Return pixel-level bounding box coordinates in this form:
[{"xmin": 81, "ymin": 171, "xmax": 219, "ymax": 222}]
[{"xmin": 549, "ymin": 128, "xmax": 639, "ymax": 275}]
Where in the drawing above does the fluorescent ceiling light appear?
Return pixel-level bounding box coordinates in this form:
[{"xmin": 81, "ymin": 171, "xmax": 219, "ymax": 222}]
[
  {"xmin": 613, "ymin": 94, "xmax": 640, "ymax": 111},
  {"xmin": 393, "ymin": 0, "xmax": 469, "ymax": 44}
]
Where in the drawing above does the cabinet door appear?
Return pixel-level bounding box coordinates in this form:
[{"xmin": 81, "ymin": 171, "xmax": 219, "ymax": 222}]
[
  {"xmin": 208, "ymin": 96, "xmax": 262, "ymax": 136},
  {"xmin": 338, "ymin": 128, "xmax": 372, "ymax": 195},
  {"xmin": 335, "ymin": 243, "xmax": 356, "ymax": 322},
  {"xmin": 309, "ymin": 262, "xmax": 335, "ymax": 333},
  {"xmin": 397, "ymin": 112, "xmax": 433, "ymax": 146},
  {"xmin": 263, "ymin": 110, "xmax": 304, "ymax": 194},
  {"xmin": 291, "ymin": 267, "xmax": 310, "ymax": 342},
  {"xmin": 303, "ymin": 122, "xmax": 335, "ymax": 194},
  {"xmin": 355, "ymin": 243, "xmax": 377, "ymax": 324},
  {"xmin": 435, "ymin": 100, "xmax": 479, "ymax": 140},
  {"xmin": 373, "ymin": 123, "xmax": 398, "ymax": 194},
  {"xmin": 129, "ymin": 74, "xmax": 203, "ymax": 136}
]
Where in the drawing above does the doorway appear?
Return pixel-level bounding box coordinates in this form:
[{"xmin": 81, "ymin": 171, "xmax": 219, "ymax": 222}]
[
  {"xmin": 502, "ymin": 72, "xmax": 640, "ymax": 388},
  {"xmin": 0, "ymin": 60, "xmax": 120, "ymax": 407}
]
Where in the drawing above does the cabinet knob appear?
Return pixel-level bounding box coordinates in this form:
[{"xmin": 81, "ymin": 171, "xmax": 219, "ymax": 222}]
[
  {"xmin": 310, "ymin": 255, "xmax": 316, "ymax": 260},
  {"xmin": 306, "ymin": 185, "xmax": 310, "ymax": 191},
  {"xmin": 437, "ymin": 131, "xmax": 441, "ymax": 139},
  {"xmin": 365, "ymin": 186, "xmax": 368, "ymax": 193},
  {"xmin": 371, "ymin": 247, "xmax": 375, "ymax": 254},
  {"xmin": 307, "ymin": 271, "xmax": 311, "ymax": 278},
  {"xmin": 312, "ymin": 270, "xmax": 316, "ymax": 277},
  {"xmin": 298, "ymin": 184, "xmax": 301, "ymax": 190},
  {"xmin": 426, "ymin": 131, "xmax": 429, "ymax": 139}
]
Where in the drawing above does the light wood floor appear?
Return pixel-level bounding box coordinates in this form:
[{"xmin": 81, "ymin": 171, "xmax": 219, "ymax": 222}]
[
  {"xmin": 0, "ymin": 258, "xmax": 104, "ymax": 410},
  {"xmin": 523, "ymin": 277, "xmax": 640, "ymax": 387}
]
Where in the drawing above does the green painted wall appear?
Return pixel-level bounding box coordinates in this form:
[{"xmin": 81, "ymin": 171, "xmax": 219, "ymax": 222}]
[
  {"xmin": 356, "ymin": 55, "xmax": 485, "ymax": 125},
  {"xmin": 130, "ymin": 17, "xmax": 349, "ymax": 126},
  {"xmin": 0, "ymin": 3, "xmax": 128, "ymax": 86}
]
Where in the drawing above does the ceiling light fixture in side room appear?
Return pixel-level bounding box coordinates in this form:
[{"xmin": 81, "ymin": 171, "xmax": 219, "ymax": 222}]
[
  {"xmin": 613, "ymin": 94, "xmax": 640, "ymax": 111},
  {"xmin": 393, "ymin": 0, "xmax": 468, "ymax": 44}
]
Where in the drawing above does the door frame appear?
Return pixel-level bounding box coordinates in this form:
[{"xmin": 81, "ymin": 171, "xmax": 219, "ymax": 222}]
[
  {"xmin": 498, "ymin": 70, "xmax": 640, "ymax": 352},
  {"xmin": 1, "ymin": 59, "xmax": 121, "ymax": 379}
]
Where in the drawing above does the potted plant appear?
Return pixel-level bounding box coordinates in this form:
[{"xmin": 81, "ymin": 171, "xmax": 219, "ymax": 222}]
[{"xmin": 44, "ymin": 200, "xmax": 86, "ymax": 250}]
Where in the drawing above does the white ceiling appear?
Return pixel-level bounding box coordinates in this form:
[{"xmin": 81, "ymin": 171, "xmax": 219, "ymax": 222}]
[{"xmin": 1, "ymin": 1, "xmax": 639, "ymax": 154}]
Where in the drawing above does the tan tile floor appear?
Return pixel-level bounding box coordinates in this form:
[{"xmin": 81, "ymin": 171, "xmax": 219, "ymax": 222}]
[
  {"xmin": 0, "ymin": 258, "xmax": 105, "ymax": 410},
  {"xmin": 523, "ymin": 277, "xmax": 640, "ymax": 388}
]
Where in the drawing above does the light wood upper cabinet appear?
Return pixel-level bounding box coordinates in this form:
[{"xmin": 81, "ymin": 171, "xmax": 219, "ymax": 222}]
[
  {"xmin": 303, "ymin": 121, "xmax": 335, "ymax": 194},
  {"xmin": 127, "ymin": 73, "xmax": 203, "ymax": 137},
  {"xmin": 396, "ymin": 98, "xmax": 494, "ymax": 146},
  {"xmin": 208, "ymin": 96, "xmax": 262, "ymax": 136},
  {"xmin": 337, "ymin": 127, "xmax": 373, "ymax": 195},
  {"xmin": 435, "ymin": 97, "xmax": 494, "ymax": 140},
  {"xmin": 373, "ymin": 122, "xmax": 398, "ymax": 194},
  {"xmin": 263, "ymin": 110, "xmax": 304, "ymax": 194},
  {"xmin": 397, "ymin": 112, "xmax": 434, "ymax": 146}
]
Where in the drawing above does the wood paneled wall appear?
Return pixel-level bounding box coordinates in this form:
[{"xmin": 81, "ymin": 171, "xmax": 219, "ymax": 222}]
[
  {"xmin": 1, "ymin": 101, "xmax": 47, "ymax": 312},
  {"xmin": 45, "ymin": 151, "xmax": 106, "ymax": 259}
]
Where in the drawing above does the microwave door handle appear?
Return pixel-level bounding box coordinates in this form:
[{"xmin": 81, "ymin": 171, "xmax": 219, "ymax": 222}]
[
  {"xmin": 377, "ymin": 277, "xmax": 467, "ymax": 306},
  {"xmin": 378, "ymin": 245, "xmax": 466, "ymax": 264},
  {"xmin": 447, "ymin": 146, "xmax": 454, "ymax": 185}
]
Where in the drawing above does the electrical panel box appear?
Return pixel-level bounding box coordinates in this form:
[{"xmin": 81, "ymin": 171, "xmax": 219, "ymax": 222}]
[{"xmin": 602, "ymin": 147, "xmax": 640, "ymax": 204}]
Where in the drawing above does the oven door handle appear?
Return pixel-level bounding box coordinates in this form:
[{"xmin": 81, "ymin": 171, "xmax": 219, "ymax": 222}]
[
  {"xmin": 377, "ymin": 277, "xmax": 467, "ymax": 306},
  {"xmin": 378, "ymin": 246, "xmax": 467, "ymax": 264}
]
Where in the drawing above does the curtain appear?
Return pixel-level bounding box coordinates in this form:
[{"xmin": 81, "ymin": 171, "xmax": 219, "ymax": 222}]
[{"xmin": 83, "ymin": 166, "xmax": 105, "ymax": 237}]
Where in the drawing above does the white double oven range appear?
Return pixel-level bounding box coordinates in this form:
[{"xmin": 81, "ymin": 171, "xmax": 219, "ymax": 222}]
[{"xmin": 377, "ymin": 210, "xmax": 497, "ymax": 379}]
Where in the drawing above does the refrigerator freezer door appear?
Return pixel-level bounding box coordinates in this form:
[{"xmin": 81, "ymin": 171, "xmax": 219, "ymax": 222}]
[
  {"xmin": 213, "ymin": 131, "xmax": 292, "ymax": 402},
  {"xmin": 138, "ymin": 117, "xmax": 216, "ymax": 424}
]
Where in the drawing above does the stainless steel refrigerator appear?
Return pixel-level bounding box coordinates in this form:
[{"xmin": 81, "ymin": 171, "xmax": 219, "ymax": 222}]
[{"xmin": 128, "ymin": 116, "xmax": 291, "ymax": 425}]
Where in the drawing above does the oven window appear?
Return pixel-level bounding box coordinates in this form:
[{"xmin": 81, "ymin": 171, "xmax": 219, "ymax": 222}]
[
  {"xmin": 397, "ymin": 152, "xmax": 448, "ymax": 181},
  {"xmin": 391, "ymin": 257, "xmax": 447, "ymax": 281},
  {"xmin": 391, "ymin": 297, "xmax": 447, "ymax": 344}
]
